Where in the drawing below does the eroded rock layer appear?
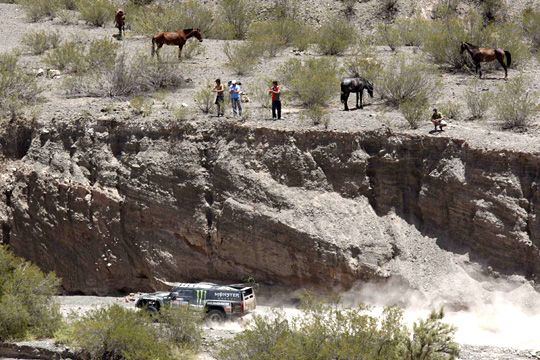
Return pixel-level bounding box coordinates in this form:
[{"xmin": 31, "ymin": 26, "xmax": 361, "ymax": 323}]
[{"xmin": 0, "ymin": 118, "xmax": 538, "ymax": 294}]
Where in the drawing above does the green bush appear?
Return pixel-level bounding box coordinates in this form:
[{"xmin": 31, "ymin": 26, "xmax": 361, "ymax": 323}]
[
  {"xmin": 182, "ymin": 40, "xmax": 206, "ymax": 60},
  {"xmin": 130, "ymin": 96, "xmax": 153, "ymax": 116},
  {"xmin": 131, "ymin": 1, "xmax": 214, "ymax": 37},
  {"xmin": 194, "ymin": 82, "xmax": 215, "ymax": 114},
  {"xmin": 304, "ymin": 105, "xmax": 329, "ymax": 128},
  {"xmin": 44, "ymin": 41, "xmax": 86, "ymax": 73},
  {"xmin": 378, "ymin": 55, "xmax": 439, "ymax": 107},
  {"xmin": 433, "ymin": 0, "xmax": 460, "ymax": 20},
  {"xmin": 345, "ymin": 45, "xmax": 382, "ymax": 83},
  {"xmin": 481, "ymin": 22, "xmax": 531, "ymax": 68},
  {"xmin": 377, "ymin": 23, "xmax": 402, "ymax": 51},
  {"xmin": 0, "ymin": 52, "xmax": 41, "ymax": 119},
  {"xmin": 495, "ymin": 76, "xmax": 538, "ymax": 129},
  {"xmin": 223, "ymin": 41, "xmax": 260, "ymax": 75},
  {"xmin": 60, "ymin": 0, "xmax": 77, "ymax": 10},
  {"xmin": 279, "ymin": 57, "xmax": 338, "ymax": 108},
  {"xmin": 56, "ymin": 305, "xmax": 172, "ymax": 360},
  {"xmin": 316, "ymin": 18, "xmax": 357, "ymax": 55},
  {"xmin": 0, "ymin": 246, "xmax": 61, "ymax": 341},
  {"xmin": 400, "ymin": 98, "xmax": 430, "ymax": 129},
  {"xmin": 481, "ymin": 0, "xmax": 508, "ymax": 23},
  {"xmin": 18, "ymin": 0, "xmax": 60, "ymax": 21},
  {"xmin": 158, "ymin": 305, "xmax": 203, "ymax": 348},
  {"xmin": 422, "ymin": 18, "xmax": 468, "ymax": 69},
  {"xmin": 247, "ymin": 20, "xmax": 305, "ymax": 57},
  {"xmin": 22, "ymin": 30, "xmax": 60, "ymax": 55},
  {"xmin": 464, "ymin": 79, "xmax": 491, "ymax": 119},
  {"xmin": 85, "ymin": 38, "xmax": 119, "ymax": 70},
  {"xmin": 220, "ymin": 0, "xmax": 252, "ymax": 39},
  {"xmin": 77, "ymin": 0, "xmax": 114, "ymax": 27},
  {"xmin": 439, "ymin": 101, "xmax": 463, "ymax": 120},
  {"xmin": 394, "ymin": 16, "xmax": 431, "ymax": 47},
  {"xmin": 219, "ymin": 303, "xmax": 459, "ymax": 360}
]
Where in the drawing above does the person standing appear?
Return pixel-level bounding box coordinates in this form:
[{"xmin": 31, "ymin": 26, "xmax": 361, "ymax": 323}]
[
  {"xmin": 213, "ymin": 79, "xmax": 225, "ymax": 117},
  {"xmin": 230, "ymin": 80, "xmax": 242, "ymax": 116},
  {"xmin": 268, "ymin": 80, "xmax": 282, "ymax": 120}
]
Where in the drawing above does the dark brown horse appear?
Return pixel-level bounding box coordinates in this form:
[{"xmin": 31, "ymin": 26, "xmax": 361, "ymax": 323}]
[
  {"xmin": 460, "ymin": 42, "xmax": 511, "ymax": 79},
  {"xmin": 114, "ymin": 9, "xmax": 125, "ymax": 40},
  {"xmin": 151, "ymin": 28, "xmax": 203, "ymax": 60}
]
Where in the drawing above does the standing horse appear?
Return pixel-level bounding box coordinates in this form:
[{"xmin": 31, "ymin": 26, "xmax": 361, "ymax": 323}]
[
  {"xmin": 151, "ymin": 28, "xmax": 203, "ymax": 60},
  {"xmin": 460, "ymin": 42, "xmax": 511, "ymax": 79},
  {"xmin": 340, "ymin": 77, "xmax": 374, "ymax": 111},
  {"xmin": 114, "ymin": 9, "xmax": 125, "ymax": 40}
]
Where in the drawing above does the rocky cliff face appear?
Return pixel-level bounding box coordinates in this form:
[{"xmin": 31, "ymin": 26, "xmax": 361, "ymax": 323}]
[{"xmin": 0, "ymin": 116, "xmax": 538, "ymax": 294}]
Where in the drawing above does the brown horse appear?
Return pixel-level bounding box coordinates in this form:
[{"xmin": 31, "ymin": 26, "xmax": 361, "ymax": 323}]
[
  {"xmin": 460, "ymin": 42, "xmax": 511, "ymax": 79},
  {"xmin": 114, "ymin": 9, "xmax": 125, "ymax": 40},
  {"xmin": 151, "ymin": 28, "xmax": 203, "ymax": 60}
]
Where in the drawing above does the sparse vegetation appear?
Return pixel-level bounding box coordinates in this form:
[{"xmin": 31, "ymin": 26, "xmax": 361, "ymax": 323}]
[
  {"xmin": 464, "ymin": 79, "xmax": 491, "ymax": 119},
  {"xmin": 481, "ymin": 0, "xmax": 508, "ymax": 23},
  {"xmin": 18, "ymin": 0, "xmax": 60, "ymax": 21},
  {"xmin": 316, "ymin": 18, "xmax": 357, "ymax": 55},
  {"xmin": 495, "ymin": 76, "xmax": 538, "ymax": 129},
  {"xmin": 523, "ymin": 7, "xmax": 540, "ymax": 53},
  {"xmin": 400, "ymin": 98, "xmax": 430, "ymax": 129},
  {"xmin": 279, "ymin": 57, "xmax": 339, "ymax": 108},
  {"xmin": 223, "ymin": 41, "xmax": 260, "ymax": 75},
  {"xmin": 439, "ymin": 101, "xmax": 463, "ymax": 120},
  {"xmin": 345, "ymin": 44, "xmax": 382, "ymax": 83},
  {"xmin": 45, "ymin": 38, "xmax": 118, "ymax": 74},
  {"xmin": 130, "ymin": 96, "xmax": 153, "ymax": 116},
  {"xmin": 377, "ymin": 23, "xmax": 402, "ymax": 51},
  {"xmin": 77, "ymin": 0, "xmax": 114, "ymax": 27},
  {"xmin": 194, "ymin": 82, "xmax": 215, "ymax": 114},
  {"xmin": 220, "ymin": 0, "xmax": 252, "ymax": 40},
  {"xmin": 219, "ymin": 300, "xmax": 458, "ymax": 360},
  {"xmin": 0, "ymin": 246, "xmax": 61, "ymax": 341},
  {"xmin": 0, "ymin": 52, "xmax": 41, "ymax": 119},
  {"xmin": 22, "ymin": 30, "xmax": 60, "ymax": 55},
  {"xmin": 182, "ymin": 40, "xmax": 206, "ymax": 60},
  {"xmin": 378, "ymin": 55, "xmax": 439, "ymax": 107},
  {"xmin": 304, "ymin": 105, "xmax": 330, "ymax": 128}
]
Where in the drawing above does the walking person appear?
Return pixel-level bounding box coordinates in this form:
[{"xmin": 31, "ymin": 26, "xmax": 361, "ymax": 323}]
[
  {"xmin": 213, "ymin": 79, "xmax": 225, "ymax": 117},
  {"xmin": 268, "ymin": 80, "xmax": 282, "ymax": 120},
  {"xmin": 229, "ymin": 80, "xmax": 242, "ymax": 116}
]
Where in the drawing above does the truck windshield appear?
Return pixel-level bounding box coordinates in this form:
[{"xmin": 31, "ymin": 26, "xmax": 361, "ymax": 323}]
[{"xmin": 242, "ymin": 288, "xmax": 253, "ymax": 299}]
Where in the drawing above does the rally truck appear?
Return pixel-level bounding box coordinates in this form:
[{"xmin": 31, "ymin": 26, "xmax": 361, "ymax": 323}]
[{"xmin": 134, "ymin": 282, "xmax": 256, "ymax": 321}]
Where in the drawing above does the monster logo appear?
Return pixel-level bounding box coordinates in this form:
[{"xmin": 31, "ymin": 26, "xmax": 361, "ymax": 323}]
[{"xmin": 196, "ymin": 290, "xmax": 207, "ymax": 305}]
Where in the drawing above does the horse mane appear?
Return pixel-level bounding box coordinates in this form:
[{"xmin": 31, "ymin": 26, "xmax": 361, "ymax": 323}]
[
  {"xmin": 183, "ymin": 28, "xmax": 194, "ymax": 33},
  {"xmin": 464, "ymin": 42, "xmax": 477, "ymax": 48}
]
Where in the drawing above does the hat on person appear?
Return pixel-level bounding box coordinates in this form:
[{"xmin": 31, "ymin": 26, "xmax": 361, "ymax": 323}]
[{"xmin": 232, "ymin": 80, "xmax": 237, "ymax": 85}]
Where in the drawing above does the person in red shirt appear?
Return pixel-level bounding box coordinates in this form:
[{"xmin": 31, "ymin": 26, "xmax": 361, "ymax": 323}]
[{"xmin": 268, "ymin": 80, "xmax": 282, "ymax": 120}]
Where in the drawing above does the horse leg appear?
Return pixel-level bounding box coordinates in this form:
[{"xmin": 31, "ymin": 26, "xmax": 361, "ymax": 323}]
[
  {"xmin": 476, "ymin": 63, "xmax": 482, "ymax": 79},
  {"xmin": 344, "ymin": 93, "xmax": 349, "ymax": 111},
  {"xmin": 496, "ymin": 54, "xmax": 508, "ymax": 79},
  {"xmin": 355, "ymin": 92, "xmax": 359, "ymax": 109},
  {"xmin": 359, "ymin": 90, "xmax": 363, "ymax": 109}
]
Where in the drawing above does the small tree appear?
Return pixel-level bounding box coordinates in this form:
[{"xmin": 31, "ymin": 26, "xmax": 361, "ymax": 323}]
[
  {"xmin": 223, "ymin": 42, "xmax": 261, "ymax": 75},
  {"xmin": 22, "ymin": 30, "xmax": 60, "ymax": 55},
  {"xmin": 400, "ymin": 98, "xmax": 430, "ymax": 129},
  {"xmin": 77, "ymin": 0, "xmax": 115, "ymax": 27}
]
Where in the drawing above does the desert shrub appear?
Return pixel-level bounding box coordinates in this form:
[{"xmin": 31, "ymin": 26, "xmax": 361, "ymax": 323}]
[
  {"xmin": 247, "ymin": 21, "xmax": 288, "ymax": 57},
  {"xmin": 378, "ymin": 55, "xmax": 439, "ymax": 107},
  {"xmin": 130, "ymin": 96, "xmax": 153, "ymax": 116},
  {"xmin": 56, "ymin": 305, "xmax": 173, "ymax": 360},
  {"xmin": 158, "ymin": 305, "xmax": 203, "ymax": 348},
  {"xmin": 220, "ymin": 0, "xmax": 252, "ymax": 40},
  {"xmin": 18, "ymin": 0, "xmax": 60, "ymax": 21},
  {"xmin": 219, "ymin": 303, "xmax": 458, "ymax": 360},
  {"xmin": 433, "ymin": 0, "xmax": 460, "ymax": 20},
  {"xmin": 0, "ymin": 246, "xmax": 61, "ymax": 341},
  {"xmin": 130, "ymin": 0, "xmax": 154, "ymax": 5},
  {"xmin": 394, "ymin": 16, "xmax": 431, "ymax": 47},
  {"xmin": 45, "ymin": 39, "xmax": 118, "ymax": 74},
  {"xmin": 480, "ymin": 22, "xmax": 531, "ymax": 68},
  {"xmin": 523, "ymin": 7, "xmax": 540, "ymax": 53},
  {"xmin": 250, "ymin": 78, "xmax": 273, "ymax": 109},
  {"xmin": 380, "ymin": 0, "xmax": 399, "ymax": 15},
  {"xmin": 194, "ymin": 82, "xmax": 215, "ymax": 114},
  {"xmin": 304, "ymin": 105, "xmax": 329, "ymax": 128},
  {"xmin": 173, "ymin": 106, "xmax": 191, "ymax": 121},
  {"xmin": 64, "ymin": 52, "xmax": 183, "ymax": 97},
  {"xmin": 223, "ymin": 41, "xmax": 260, "ymax": 75},
  {"xmin": 44, "ymin": 41, "xmax": 86, "ymax": 73},
  {"xmin": 377, "ymin": 23, "xmax": 402, "ymax": 51},
  {"xmin": 77, "ymin": 0, "xmax": 114, "ymax": 27},
  {"xmin": 341, "ymin": 0, "xmax": 357, "ymax": 19},
  {"xmin": 291, "ymin": 24, "xmax": 315, "ymax": 51},
  {"xmin": 279, "ymin": 57, "xmax": 338, "ymax": 108},
  {"xmin": 131, "ymin": 1, "xmax": 213, "ymax": 36},
  {"xmin": 0, "ymin": 52, "xmax": 41, "ymax": 119},
  {"xmin": 345, "ymin": 45, "xmax": 382, "ymax": 83},
  {"xmin": 22, "ymin": 30, "xmax": 60, "ymax": 55},
  {"xmin": 400, "ymin": 98, "xmax": 430, "ymax": 129},
  {"xmin": 316, "ymin": 18, "xmax": 357, "ymax": 55},
  {"xmin": 464, "ymin": 79, "xmax": 491, "ymax": 119},
  {"xmin": 494, "ymin": 76, "xmax": 538, "ymax": 129},
  {"xmin": 182, "ymin": 41, "xmax": 206, "ymax": 60},
  {"xmin": 480, "ymin": 0, "xmax": 508, "ymax": 23},
  {"xmin": 422, "ymin": 18, "xmax": 468, "ymax": 69},
  {"xmin": 60, "ymin": 0, "xmax": 77, "ymax": 10},
  {"xmin": 57, "ymin": 9, "xmax": 78, "ymax": 24},
  {"xmin": 439, "ymin": 101, "xmax": 463, "ymax": 120}
]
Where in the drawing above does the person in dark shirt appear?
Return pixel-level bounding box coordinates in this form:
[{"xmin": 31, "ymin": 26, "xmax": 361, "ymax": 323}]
[
  {"xmin": 213, "ymin": 79, "xmax": 225, "ymax": 117},
  {"xmin": 431, "ymin": 108, "xmax": 447, "ymax": 131}
]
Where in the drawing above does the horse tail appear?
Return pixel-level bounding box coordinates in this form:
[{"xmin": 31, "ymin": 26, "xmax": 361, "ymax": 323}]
[
  {"xmin": 504, "ymin": 51, "xmax": 511, "ymax": 68},
  {"xmin": 151, "ymin": 36, "xmax": 156, "ymax": 56},
  {"xmin": 340, "ymin": 86, "xmax": 347, "ymax": 104}
]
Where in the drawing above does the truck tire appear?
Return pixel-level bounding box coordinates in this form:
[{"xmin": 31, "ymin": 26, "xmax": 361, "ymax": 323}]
[
  {"xmin": 147, "ymin": 305, "xmax": 158, "ymax": 314},
  {"xmin": 207, "ymin": 309, "xmax": 226, "ymax": 322}
]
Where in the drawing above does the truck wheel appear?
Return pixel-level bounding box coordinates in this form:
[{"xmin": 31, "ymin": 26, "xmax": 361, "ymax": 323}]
[
  {"xmin": 207, "ymin": 309, "xmax": 226, "ymax": 322},
  {"xmin": 147, "ymin": 306, "xmax": 158, "ymax": 314}
]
